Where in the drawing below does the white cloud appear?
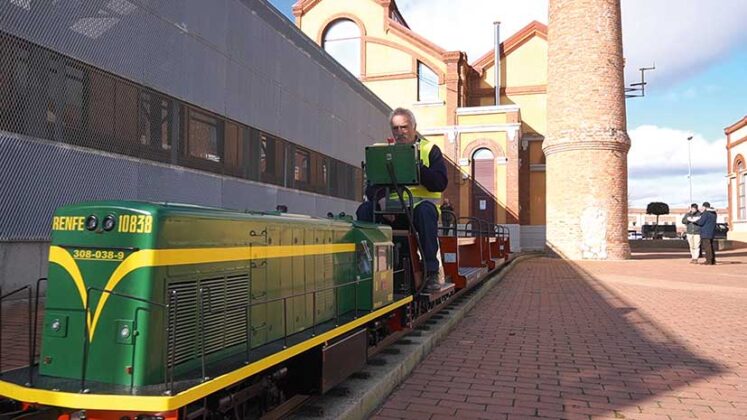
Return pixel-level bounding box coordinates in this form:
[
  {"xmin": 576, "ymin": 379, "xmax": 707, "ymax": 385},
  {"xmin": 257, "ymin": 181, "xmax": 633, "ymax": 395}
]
[
  {"xmin": 397, "ymin": 0, "xmax": 747, "ymax": 88},
  {"xmin": 397, "ymin": 0, "xmax": 547, "ymax": 61},
  {"xmin": 392, "ymin": 1, "xmax": 740, "ymax": 209},
  {"xmin": 627, "ymin": 125, "xmax": 727, "ymax": 208}
]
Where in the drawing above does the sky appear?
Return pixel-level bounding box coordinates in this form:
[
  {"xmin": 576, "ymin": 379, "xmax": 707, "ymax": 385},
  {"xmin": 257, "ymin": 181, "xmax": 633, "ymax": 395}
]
[{"xmin": 269, "ymin": 0, "xmax": 747, "ymax": 209}]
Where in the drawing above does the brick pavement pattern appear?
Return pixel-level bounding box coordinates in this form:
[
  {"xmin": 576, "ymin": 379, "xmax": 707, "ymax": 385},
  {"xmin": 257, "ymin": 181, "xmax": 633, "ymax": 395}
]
[{"xmin": 372, "ymin": 249, "xmax": 747, "ymax": 419}]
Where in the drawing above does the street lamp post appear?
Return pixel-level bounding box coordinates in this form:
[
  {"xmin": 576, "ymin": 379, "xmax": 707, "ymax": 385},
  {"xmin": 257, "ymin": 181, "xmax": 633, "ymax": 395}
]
[{"xmin": 687, "ymin": 135, "xmax": 693, "ymax": 204}]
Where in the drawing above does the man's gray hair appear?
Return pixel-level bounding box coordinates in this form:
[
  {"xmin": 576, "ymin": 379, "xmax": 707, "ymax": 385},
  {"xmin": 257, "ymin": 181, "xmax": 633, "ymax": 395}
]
[{"xmin": 389, "ymin": 107, "xmax": 417, "ymax": 128}]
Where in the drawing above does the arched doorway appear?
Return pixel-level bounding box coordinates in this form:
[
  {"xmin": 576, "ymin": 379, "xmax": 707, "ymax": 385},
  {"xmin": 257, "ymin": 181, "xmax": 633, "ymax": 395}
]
[{"xmin": 472, "ymin": 148, "xmax": 496, "ymax": 223}]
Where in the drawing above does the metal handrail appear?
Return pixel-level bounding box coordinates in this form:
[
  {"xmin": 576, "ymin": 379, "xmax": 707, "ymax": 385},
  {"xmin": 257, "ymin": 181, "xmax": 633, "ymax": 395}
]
[
  {"xmin": 457, "ymin": 216, "xmax": 485, "ymax": 237},
  {"xmin": 0, "ymin": 285, "xmax": 33, "ymax": 386}
]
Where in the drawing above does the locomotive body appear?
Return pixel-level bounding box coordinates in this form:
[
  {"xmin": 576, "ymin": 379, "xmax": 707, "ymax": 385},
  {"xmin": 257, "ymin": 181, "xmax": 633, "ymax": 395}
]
[
  {"xmin": 0, "ymin": 197, "xmax": 508, "ymax": 419},
  {"xmin": 40, "ymin": 201, "xmax": 393, "ymax": 388}
]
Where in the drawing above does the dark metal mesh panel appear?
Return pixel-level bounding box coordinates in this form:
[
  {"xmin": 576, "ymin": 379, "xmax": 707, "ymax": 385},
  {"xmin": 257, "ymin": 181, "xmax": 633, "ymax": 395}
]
[
  {"xmin": 0, "ymin": 0, "xmax": 391, "ymax": 165},
  {"xmin": 0, "ymin": 0, "xmax": 387, "ymax": 242},
  {"xmin": 0, "ymin": 132, "xmax": 138, "ymax": 241},
  {"xmin": 0, "ymin": 31, "xmax": 173, "ymax": 164},
  {"xmin": 0, "ymin": 133, "xmax": 359, "ymax": 241}
]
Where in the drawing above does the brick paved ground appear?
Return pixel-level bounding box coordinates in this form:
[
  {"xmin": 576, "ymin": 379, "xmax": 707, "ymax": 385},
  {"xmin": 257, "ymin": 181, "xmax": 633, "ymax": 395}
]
[{"xmin": 372, "ymin": 249, "xmax": 747, "ymax": 419}]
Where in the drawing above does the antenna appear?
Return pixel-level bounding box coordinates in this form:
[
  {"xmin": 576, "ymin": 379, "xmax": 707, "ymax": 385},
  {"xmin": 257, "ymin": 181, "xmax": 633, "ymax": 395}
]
[{"xmin": 625, "ymin": 64, "xmax": 655, "ymax": 99}]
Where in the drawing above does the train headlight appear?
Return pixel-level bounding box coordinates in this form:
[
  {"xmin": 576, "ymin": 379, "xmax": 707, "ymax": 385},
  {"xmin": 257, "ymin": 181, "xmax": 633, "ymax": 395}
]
[
  {"xmin": 103, "ymin": 214, "xmax": 116, "ymax": 231},
  {"xmin": 51, "ymin": 319, "xmax": 61, "ymax": 332},
  {"xmin": 85, "ymin": 215, "xmax": 98, "ymax": 231},
  {"xmin": 120, "ymin": 325, "xmax": 131, "ymax": 339}
]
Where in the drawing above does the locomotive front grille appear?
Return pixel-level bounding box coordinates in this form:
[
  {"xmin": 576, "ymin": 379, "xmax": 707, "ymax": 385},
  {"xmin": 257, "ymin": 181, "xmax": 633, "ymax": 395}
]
[{"xmin": 167, "ymin": 273, "xmax": 250, "ymax": 368}]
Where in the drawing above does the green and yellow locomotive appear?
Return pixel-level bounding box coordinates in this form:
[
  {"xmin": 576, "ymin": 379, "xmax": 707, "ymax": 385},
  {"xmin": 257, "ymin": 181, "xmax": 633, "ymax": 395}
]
[{"xmin": 0, "ymin": 201, "xmax": 411, "ymax": 419}]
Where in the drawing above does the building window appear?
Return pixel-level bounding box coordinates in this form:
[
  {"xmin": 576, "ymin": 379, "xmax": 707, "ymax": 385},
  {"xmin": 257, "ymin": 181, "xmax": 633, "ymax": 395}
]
[
  {"xmin": 294, "ymin": 148, "xmax": 310, "ymax": 184},
  {"xmin": 0, "ymin": 36, "xmax": 29, "ymax": 134},
  {"xmin": 139, "ymin": 91, "xmax": 172, "ymax": 151},
  {"xmin": 0, "ymin": 33, "xmax": 371, "ymax": 203},
  {"xmin": 62, "ymin": 63, "xmax": 85, "ymax": 133},
  {"xmin": 315, "ymin": 155, "xmax": 330, "ymax": 195},
  {"xmin": 223, "ymin": 122, "xmax": 245, "ymax": 177},
  {"xmin": 738, "ymin": 159, "xmax": 746, "ymax": 220},
  {"xmin": 187, "ymin": 108, "xmax": 222, "ymax": 163},
  {"xmin": 322, "ymin": 19, "xmax": 361, "ymax": 77},
  {"xmin": 417, "ymin": 62, "xmax": 439, "ymax": 102},
  {"xmin": 260, "ymin": 133, "xmax": 285, "ymax": 185},
  {"xmin": 114, "ymin": 80, "xmax": 140, "ymax": 155}
]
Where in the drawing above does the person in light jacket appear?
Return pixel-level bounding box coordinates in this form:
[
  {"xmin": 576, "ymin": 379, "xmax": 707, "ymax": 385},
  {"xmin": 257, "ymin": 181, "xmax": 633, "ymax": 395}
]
[
  {"xmin": 681, "ymin": 203, "xmax": 701, "ymax": 264},
  {"xmin": 691, "ymin": 202, "xmax": 717, "ymax": 265}
]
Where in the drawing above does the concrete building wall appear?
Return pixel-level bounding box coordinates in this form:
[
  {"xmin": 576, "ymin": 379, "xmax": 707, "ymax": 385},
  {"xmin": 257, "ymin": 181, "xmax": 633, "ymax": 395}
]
[
  {"xmin": 1, "ymin": 0, "xmax": 390, "ymax": 165},
  {"xmin": 726, "ymin": 116, "xmax": 747, "ymax": 242},
  {"xmin": 0, "ymin": 0, "xmax": 394, "ymax": 290}
]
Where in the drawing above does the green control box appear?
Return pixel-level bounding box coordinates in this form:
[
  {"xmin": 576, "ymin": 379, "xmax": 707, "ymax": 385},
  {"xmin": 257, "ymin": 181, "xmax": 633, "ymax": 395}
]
[{"xmin": 364, "ymin": 143, "xmax": 420, "ymax": 186}]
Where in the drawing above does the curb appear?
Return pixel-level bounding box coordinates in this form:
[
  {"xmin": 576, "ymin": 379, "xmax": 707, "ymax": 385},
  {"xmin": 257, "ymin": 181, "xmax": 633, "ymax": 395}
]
[{"xmin": 293, "ymin": 253, "xmax": 539, "ymax": 420}]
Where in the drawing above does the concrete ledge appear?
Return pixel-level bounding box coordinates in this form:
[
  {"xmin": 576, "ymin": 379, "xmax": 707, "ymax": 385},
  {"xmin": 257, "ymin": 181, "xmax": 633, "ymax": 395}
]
[
  {"xmin": 293, "ymin": 254, "xmax": 538, "ymax": 420},
  {"xmin": 717, "ymin": 239, "xmax": 747, "ymax": 250}
]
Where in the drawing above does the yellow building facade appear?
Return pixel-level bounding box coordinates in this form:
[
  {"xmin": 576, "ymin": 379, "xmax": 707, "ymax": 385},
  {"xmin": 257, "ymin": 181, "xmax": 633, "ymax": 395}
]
[
  {"xmin": 726, "ymin": 115, "xmax": 747, "ymax": 242},
  {"xmin": 294, "ymin": 0, "xmax": 548, "ymax": 249}
]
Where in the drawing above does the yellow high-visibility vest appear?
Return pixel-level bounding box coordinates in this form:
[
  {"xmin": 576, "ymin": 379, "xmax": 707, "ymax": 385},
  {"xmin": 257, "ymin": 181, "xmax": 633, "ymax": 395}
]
[{"xmin": 388, "ymin": 138, "xmax": 442, "ymax": 207}]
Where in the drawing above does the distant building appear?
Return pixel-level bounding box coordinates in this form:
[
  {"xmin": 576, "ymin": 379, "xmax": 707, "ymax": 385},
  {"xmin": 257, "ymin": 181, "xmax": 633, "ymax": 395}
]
[
  {"xmin": 293, "ymin": 0, "xmax": 549, "ymax": 250},
  {"xmin": 726, "ymin": 115, "xmax": 747, "ymax": 242}
]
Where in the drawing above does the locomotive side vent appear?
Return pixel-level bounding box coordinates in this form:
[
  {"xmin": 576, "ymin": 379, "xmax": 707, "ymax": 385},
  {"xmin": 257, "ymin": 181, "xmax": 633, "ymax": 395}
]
[{"xmin": 167, "ymin": 273, "xmax": 249, "ymax": 368}]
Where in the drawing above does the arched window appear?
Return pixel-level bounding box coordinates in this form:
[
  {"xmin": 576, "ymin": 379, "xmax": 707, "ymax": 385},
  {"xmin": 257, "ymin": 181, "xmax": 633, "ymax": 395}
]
[
  {"xmin": 417, "ymin": 62, "xmax": 439, "ymax": 102},
  {"xmin": 473, "ymin": 148, "xmax": 494, "ymax": 161},
  {"xmin": 323, "ymin": 19, "xmax": 361, "ymax": 76},
  {"xmin": 737, "ymin": 158, "xmax": 746, "ymax": 220},
  {"xmin": 471, "ymin": 147, "xmax": 496, "ymax": 221}
]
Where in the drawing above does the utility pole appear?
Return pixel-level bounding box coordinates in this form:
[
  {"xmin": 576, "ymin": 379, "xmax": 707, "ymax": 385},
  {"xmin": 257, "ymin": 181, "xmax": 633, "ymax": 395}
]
[{"xmin": 687, "ymin": 135, "xmax": 693, "ymax": 203}]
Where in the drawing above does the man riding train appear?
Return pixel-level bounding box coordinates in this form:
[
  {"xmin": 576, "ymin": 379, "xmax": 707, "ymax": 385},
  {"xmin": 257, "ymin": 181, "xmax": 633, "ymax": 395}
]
[{"xmin": 356, "ymin": 107, "xmax": 448, "ymax": 293}]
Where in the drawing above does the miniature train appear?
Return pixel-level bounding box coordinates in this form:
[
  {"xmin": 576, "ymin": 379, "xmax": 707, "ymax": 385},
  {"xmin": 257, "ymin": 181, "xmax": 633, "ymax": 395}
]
[
  {"xmin": 0, "ymin": 198, "xmax": 509, "ymax": 419},
  {"xmin": 0, "ymin": 141, "xmax": 511, "ymax": 419}
]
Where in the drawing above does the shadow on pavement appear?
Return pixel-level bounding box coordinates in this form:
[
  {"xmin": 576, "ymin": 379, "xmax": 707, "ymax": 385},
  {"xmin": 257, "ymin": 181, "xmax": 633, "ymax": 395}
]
[{"xmin": 375, "ymin": 256, "xmax": 728, "ymax": 419}]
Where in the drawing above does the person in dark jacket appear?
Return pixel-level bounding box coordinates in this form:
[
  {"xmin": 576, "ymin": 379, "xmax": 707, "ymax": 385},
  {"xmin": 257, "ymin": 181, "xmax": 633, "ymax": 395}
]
[
  {"xmin": 356, "ymin": 107, "xmax": 448, "ymax": 292},
  {"xmin": 440, "ymin": 198, "xmax": 455, "ymax": 236},
  {"xmin": 692, "ymin": 202, "xmax": 717, "ymax": 265},
  {"xmin": 681, "ymin": 203, "xmax": 702, "ymax": 263}
]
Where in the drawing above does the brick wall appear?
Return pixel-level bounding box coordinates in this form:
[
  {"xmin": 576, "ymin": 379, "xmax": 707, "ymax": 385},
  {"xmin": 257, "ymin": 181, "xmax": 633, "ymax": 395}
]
[{"xmin": 543, "ymin": 0, "xmax": 631, "ymax": 259}]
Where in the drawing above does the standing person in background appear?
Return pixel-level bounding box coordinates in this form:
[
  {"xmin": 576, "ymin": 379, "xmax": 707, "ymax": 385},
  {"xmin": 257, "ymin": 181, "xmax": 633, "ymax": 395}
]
[
  {"xmin": 681, "ymin": 203, "xmax": 702, "ymax": 264},
  {"xmin": 692, "ymin": 202, "xmax": 717, "ymax": 265},
  {"xmin": 440, "ymin": 198, "xmax": 455, "ymax": 236}
]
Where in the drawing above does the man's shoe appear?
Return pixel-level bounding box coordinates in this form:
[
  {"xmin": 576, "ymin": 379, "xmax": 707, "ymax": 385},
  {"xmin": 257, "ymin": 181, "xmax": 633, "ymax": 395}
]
[
  {"xmin": 423, "ymin": 271, "xmax": 442, "ymax": 292},
  {"xmin": 690, "ymin": 259, "xmax": 697, "ymax": 264}
]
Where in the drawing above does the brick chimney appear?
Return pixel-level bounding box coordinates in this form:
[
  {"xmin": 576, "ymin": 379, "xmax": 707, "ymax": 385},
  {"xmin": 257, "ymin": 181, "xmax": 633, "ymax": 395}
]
[{"xmin": 543, "ymin": 0, "xmax": 631, "ymax": 260}]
